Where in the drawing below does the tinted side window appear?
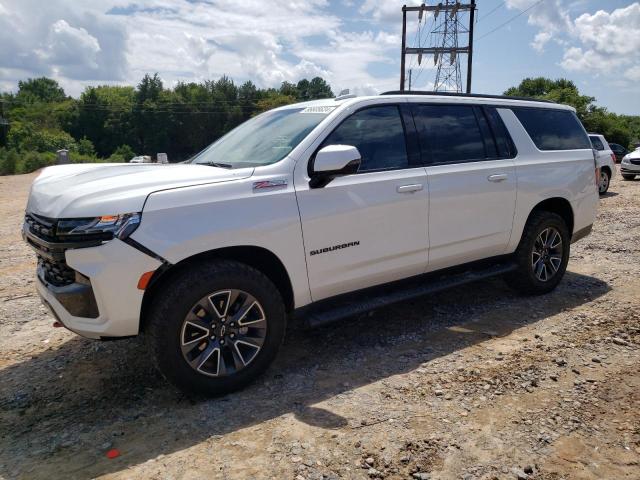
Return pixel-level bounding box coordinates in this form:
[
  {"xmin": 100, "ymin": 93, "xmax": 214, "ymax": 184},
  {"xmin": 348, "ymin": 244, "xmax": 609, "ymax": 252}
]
[
  {"xmin": 513, "ymin": 108, "xmax": 591, "ymax": 150},
  {"xmin": 322, "ymin": 106, "xmax": 408, "ymax": 172},
  {"xmin": 414, "ymin": 105, "xmax": 486, "ymax": 163},
  {"xmin": 589, "ymin": 136, "xmax": 605, "ymax": 151}
]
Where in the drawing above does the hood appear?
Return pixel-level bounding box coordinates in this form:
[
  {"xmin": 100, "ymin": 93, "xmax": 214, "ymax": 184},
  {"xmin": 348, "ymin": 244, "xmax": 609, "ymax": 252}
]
[
  {"xmin": 626, "ymin": 148, "xmax": 640, "ymax": 160},
  {"xmin": 26, "ymin": 162, "xmax": 253, "ymax": 218}
]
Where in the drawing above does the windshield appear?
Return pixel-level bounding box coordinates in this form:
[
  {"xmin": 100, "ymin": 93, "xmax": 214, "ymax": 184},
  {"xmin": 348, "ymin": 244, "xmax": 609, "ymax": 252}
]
[{"xmin": 190, "ymin": 107, "xmax": 333, "ymax": 168}]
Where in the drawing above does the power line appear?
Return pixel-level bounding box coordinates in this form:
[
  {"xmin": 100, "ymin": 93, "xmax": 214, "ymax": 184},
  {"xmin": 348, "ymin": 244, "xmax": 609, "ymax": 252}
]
[
  {"xmin": 476, "ymin": 0, "xmax": 545, "ymax": 41},
  {"xmin": 477, "ymin": 1, "xmax": 506, "ymax": 22}
]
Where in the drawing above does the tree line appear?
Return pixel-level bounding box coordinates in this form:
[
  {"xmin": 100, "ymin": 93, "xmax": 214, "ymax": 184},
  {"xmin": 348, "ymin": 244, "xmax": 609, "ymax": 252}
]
[
  {"xmin": 0, "ymin": 75, "xmax": 333, "ymax": 174},
  {"xmin": 1, "ymin": 74, "xmax": 638, "ymax": 176}
]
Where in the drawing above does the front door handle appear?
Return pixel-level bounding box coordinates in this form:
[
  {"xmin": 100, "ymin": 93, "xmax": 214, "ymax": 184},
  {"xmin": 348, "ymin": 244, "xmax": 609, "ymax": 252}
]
[
  {"xmin": 397, "ymin": 184, "xmax": 423, "ymax": 194},
  {"xmin": 487, "ymin": 174, "xmax": 508, "ymax": 182}
]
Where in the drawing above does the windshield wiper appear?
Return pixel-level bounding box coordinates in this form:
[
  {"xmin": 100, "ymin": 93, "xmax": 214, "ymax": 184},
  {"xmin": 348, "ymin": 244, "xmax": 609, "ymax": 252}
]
[{"xmin": 199, "ymin": 161, "xmax": 233, "ymax": 169}]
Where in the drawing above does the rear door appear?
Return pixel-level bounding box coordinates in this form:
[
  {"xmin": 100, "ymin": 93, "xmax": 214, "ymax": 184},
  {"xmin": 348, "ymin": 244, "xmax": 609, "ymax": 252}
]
[{"xmin": 411, "ymin": 103, "xmax": 517, "ymax": 271}]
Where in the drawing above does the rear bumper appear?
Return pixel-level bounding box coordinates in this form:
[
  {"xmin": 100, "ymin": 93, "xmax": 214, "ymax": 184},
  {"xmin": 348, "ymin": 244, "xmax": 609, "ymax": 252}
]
[{"xmin": 35, "ymin": 239, "xmax": 162, "ymax": 339}]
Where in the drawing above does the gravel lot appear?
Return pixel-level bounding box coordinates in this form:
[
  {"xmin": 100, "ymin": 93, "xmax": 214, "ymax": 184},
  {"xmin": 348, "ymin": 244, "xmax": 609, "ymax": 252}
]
[{"xmin": 0, "ymin": 170, "xmax": 638, "ymax": 480}]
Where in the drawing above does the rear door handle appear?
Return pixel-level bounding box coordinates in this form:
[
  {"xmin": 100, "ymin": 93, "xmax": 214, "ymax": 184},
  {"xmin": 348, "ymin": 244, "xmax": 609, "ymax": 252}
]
[
  {"xmin": 487, "ymin": 174, "xmax": 508, "ymax": 182},
  {"xmin": 397, "ymin": 184, "xmax": 423, "ymax": 193}
]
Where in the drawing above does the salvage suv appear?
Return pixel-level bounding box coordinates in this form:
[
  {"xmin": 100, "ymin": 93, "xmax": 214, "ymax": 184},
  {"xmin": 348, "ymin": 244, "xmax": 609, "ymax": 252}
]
[{"xmin": 23, "ymin": 92, "xmax": 599, "ymax": 395}]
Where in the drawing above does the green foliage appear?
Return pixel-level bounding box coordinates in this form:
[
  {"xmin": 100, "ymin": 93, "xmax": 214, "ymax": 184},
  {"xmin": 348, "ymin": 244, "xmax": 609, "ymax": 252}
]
[
  {"xmin": 113, "ymin": 144, "xmax": 135, "ymax": 161},
  {"xmin": 1, "ymin": 73, "xmax": 336, "ymax": 171},
  {"xmin": 7, "ymin": 121, "xmax": 76, "ymax": 152},
  {"xmin": 21, "ymin": 151, "xmax": 56, "ymax": 173},
  {"xmin": 505, "ymin": 77, "xmax": 638, "ymax": 148},
  {"xmin": 77, "ymin": 137, "xmax": 95, "ymax": 156},
  {"xmin": 17, "ymin": 77, "xmax": 67, "ymax": 103},
  {"xmin": 0, "ymin": 148, "xmax": 19, "ymax": 175}
]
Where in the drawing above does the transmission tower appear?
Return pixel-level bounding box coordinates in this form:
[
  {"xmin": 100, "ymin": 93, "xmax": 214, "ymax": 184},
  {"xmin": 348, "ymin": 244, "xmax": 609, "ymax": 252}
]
[
  {"xmin": 434, "ymin": 1, "xmax": 463, "ymax": 91},
  {"xmin": 400, "ymin": 1, "xmax": 476, "ymax": 93}
]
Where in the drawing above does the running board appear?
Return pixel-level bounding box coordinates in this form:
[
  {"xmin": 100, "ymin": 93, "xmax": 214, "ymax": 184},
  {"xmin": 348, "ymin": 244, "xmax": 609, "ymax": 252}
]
[{"xmin": 299, "ymin": 261, "xmax": 518, "ymax": 329}]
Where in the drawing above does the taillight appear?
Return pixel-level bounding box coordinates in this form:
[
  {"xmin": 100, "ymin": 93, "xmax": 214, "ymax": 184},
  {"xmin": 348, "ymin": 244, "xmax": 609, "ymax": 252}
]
[
  {"xmin": 611, "ymin": 153, "xmax": 616, "ymax": 163},
  {"xmin": 595, "ymin": 167, "xmax": 600, "ymax": 187}
]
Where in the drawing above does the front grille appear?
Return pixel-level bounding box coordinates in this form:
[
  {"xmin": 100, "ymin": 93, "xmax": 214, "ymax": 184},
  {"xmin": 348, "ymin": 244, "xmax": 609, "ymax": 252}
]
[
  {"xmin": 24, "ymin": 214, "xmax": 103, "ymax": 287},
  {"xmin": 630, "ymin": 159, "xmax": 640, "ymax": 165},
  {"xmin": 38, "ymin": 256, "xmax": 76, "ymax": 286}
]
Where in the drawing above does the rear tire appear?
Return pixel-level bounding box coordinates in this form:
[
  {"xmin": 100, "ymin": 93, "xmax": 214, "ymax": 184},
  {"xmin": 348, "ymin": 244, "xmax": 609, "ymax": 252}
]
[
  {"xmin": 506, "ymin": 211, "xmax": 570, "ymax": 295},
  {"xmin": 598, "ymin": 169, "xmax": 610, "ymax": 194},
  {"xmin": 146, "ymin": 260, "xmax": 286, "ymax": 396},
  {"xmin": 622, "ymin": 174, "xmax": 636, "ymax": 181}
]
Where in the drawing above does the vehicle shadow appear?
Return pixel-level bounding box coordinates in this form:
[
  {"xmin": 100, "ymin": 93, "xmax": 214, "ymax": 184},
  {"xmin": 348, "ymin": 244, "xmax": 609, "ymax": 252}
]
[
  {"xmin": 601, "ymin": 191, "xmax": 619, "ymax": 198},
  {"xmin": 0, "ymin": 270, "xmax": 610, "ymax": 479}
]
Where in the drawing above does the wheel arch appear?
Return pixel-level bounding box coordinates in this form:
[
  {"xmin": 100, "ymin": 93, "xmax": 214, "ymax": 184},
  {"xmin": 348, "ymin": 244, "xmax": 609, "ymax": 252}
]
[
  {"xmin": 601, "ymin": 165, "xmax": 612, "ymax": 177},
  {"xmin": 527, "ymin": 197, "xmax": 575, "ymax": 238},
  {"xmin": 139, "ymin": 245, "xmax": 295, "ymax": 333}
]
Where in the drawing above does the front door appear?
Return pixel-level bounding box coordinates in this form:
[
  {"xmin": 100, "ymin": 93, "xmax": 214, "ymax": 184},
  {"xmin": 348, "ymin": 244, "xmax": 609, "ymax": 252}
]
[{"xmin": 294, "ymin": 104, "xmax": 429, "ymax": 301}]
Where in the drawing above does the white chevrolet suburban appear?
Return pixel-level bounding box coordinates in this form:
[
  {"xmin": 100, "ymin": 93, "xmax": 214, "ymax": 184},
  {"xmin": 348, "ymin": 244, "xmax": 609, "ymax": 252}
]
[{"xmin": 23, "ymin": 92, "xmax": 599, "ymax": 395}]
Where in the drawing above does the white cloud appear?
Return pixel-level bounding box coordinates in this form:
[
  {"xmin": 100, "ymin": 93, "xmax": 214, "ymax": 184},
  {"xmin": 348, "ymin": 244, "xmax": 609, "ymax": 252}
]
[
  {"xmin": 506, "ymin": 0, "xmax": 572, "ymax": 53},
  {"xmin": 0, "ymin": 0, "xmax": 128, "ymax": 87},
  {"xmin": 560, "ymin": 3, "xmax": 640, "ymax": 82},
  {"xmin": 625, "ymin": 65, "xmax": 640, "ymax": 82}
]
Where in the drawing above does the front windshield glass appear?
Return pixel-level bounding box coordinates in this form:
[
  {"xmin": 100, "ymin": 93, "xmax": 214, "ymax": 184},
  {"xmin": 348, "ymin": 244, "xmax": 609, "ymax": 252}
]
[{"xmin": 191, "ymin": 106, "xmax": 333, "ymax": 168}]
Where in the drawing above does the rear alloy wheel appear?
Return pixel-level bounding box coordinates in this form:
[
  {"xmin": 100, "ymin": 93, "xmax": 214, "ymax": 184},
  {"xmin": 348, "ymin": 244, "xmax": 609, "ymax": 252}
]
[
  {"xmin": 506, "ymin": 211, "xmax": 570, "ymax": 295},
  {"xmin": 598, "ymin": 170, "xmax": 610, "ymax": 194},
  {"xmin": 531, "ymin": 227, "xmax": 563, "ymax": 283}
]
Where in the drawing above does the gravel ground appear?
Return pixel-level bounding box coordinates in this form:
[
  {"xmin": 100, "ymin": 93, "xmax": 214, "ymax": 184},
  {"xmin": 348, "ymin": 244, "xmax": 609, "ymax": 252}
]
[{"xmin": 0, "ymin": 170, "xmax": 638, "ymax": 480}]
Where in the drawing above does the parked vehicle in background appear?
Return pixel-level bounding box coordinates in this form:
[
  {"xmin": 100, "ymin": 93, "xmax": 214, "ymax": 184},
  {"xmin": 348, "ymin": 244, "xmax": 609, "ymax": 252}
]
[
  {"xmin": 129, "ymin": 155, "xmax": 152, "ymax": 164},
  {"xmin": 589, "ymin": 134, "xmax": 616, "ymax": 194},
  {"xmin": 22, "ymin": 92, "xmax": 599, "ymax": 396},
  {"xmin": 621, "ymin": 147, "xmax": 640, "ymax": 180},
  {"xmin": 157, "ymin": 153, "xmax": 169, "ymax": 164},
  {"xmin": 609, "ymin": 143, "xmax": 628, "ymax": 163}
]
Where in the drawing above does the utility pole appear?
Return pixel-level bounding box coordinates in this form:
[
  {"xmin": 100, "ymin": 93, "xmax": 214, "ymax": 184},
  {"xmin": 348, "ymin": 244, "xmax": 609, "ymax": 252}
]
[
  {"xmin": 0, "ymin": 99, "xmax": 8, "ymax": 147},
  {"xmin": 399, "ymin": 1, "xmax": 476, "ymax": 93},
  {"xmin": 466, "ymin": 0, "xmax": 476, "ymax": 94}
]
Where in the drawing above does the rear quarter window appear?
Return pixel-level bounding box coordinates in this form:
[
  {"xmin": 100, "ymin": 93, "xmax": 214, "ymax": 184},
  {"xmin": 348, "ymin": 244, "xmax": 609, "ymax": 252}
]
[{"xmin": 512, "ymin": 107, "xmax": 591, "ymax": 151}]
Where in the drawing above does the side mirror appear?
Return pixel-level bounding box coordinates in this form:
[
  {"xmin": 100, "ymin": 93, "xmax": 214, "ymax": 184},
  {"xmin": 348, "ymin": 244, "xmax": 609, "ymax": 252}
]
[{"xmin": 309, "ymin": 145, "xmax": 361, "ymax": 188}]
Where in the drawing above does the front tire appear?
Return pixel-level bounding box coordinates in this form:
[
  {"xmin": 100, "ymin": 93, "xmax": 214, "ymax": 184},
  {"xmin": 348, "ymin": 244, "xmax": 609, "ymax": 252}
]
[
  {"xmin": 506, "ymin": 211, "xmax": 570, "ymax": 295},
  {"xmin": 146, "ymin": 260, "xmax": 286, "ymax": 396}
]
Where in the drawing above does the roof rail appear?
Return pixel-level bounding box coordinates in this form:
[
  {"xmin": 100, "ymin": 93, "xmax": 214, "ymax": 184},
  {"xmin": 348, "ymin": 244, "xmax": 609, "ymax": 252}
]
[{"xmin": 380, "ymin": 90, "xmax": 555, "ymax": 104}]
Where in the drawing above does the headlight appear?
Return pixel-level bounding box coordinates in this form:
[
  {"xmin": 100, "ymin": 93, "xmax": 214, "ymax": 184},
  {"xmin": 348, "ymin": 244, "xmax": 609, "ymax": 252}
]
[
  {"xmin": 622, "ymin": 156, "xmax": 630, "ymax": 163},
  {"xmin": 57, "ymin": 213, "xmax": 141, "ymax": 240}
]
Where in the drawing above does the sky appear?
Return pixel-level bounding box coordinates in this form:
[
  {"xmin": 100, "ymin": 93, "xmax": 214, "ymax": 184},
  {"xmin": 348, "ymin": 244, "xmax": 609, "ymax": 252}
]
[{"xmin": 0, "ymin": 0, "xmax": 638, "ymax": 114}]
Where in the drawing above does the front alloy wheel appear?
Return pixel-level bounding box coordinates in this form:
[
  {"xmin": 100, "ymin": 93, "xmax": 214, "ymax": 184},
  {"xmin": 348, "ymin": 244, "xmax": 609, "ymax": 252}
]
[
  {"xmin": 531, "ymin": 227, "xmax": 563, "ymax": 282},
  {"xmin": 181, "ymin": 289, "xmax": 267, "ymax": 377}
]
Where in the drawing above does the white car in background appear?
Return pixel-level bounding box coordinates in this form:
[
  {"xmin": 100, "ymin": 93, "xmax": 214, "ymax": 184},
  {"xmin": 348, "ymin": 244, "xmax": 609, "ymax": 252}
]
[
  {"xmin": 589, "ymin": 133, "xmax": 616, "ymax": 195},
  {"xmin": 129, "ymin": 155, "xmax": 152, "ymax": 164},
  {"xmin": 589, "ymin": 134, "xmax": 616, "ymax": 194},
  {"xmin": 621, "ymin": 147, "xmax": 640, "ymax": 180}
]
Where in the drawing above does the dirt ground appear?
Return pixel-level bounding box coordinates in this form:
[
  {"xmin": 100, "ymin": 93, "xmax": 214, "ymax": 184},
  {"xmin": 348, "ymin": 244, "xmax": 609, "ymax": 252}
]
[{"xmin": 0, "ymin": 170, "xmax": 638, "ymax": 480}]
